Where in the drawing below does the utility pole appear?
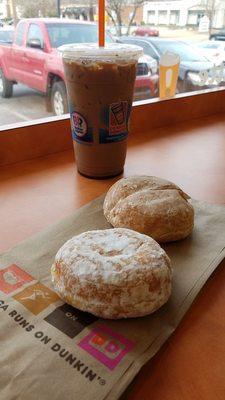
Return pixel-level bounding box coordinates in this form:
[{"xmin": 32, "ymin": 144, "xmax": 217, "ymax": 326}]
[
  {"xmin": 57, "ymin": 0, "xmax": 61, "ymax": 18},
  {"xmin": 9, "ymin": 0, "xmax": 18, "ymax": 26},
  {"xmin": 89, "ymin": 0, "xmax": 94, "ymax": 21}
]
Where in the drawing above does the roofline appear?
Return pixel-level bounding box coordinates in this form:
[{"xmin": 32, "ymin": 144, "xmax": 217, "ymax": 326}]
[{"xmin": 19, "ymin": 18, "xmax": 96, "ymax": 25}]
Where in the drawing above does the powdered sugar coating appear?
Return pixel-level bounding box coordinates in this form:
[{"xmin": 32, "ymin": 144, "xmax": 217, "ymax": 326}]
[
  {"xmin": 103, "ymin": 176, "xmax": 194, "ymax": 243},
  {"xmin": 51, "ymin": 228, "xmax": 172, "ymax": 319}
]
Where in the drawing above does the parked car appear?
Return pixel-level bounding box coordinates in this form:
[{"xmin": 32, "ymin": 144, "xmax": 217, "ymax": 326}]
[
  {"xmin": 0, "ymin": 26, "xmax": 14, "ymax": 44},
  {"xmin": 136, "ymin": 54, "xmax": 158, "ymax": 98},
  {"xmin": 133, "ymin": 26, "xmax": 159, "ymax": 37},
  {"xmin": 120, "ymin": 36, "xmax": 218, "ymax": 93},
  {"xmin": 139, "ymin": 54, "xmax": 157, "ymax": 75},
  {"xmin": 195, "ymin": 40, "xmax": 225, "ymax": 65},
  {"xmin": 0, "ymin": 18, "xmax": 158, "ymax": 115},
  {"xmin": 109, "ymin": 25, "xmax": 128, "ymax": 36},
  {"xmin": 210, "ymin": 30, "xmax": 225, "ymax": 41}
]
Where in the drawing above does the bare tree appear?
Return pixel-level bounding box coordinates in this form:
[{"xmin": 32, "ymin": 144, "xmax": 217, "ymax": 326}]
[
  {"xmin": 16, "ymin": 0, "xmax": 58, "ymax": 18},
  {"xmin": 9, "ymin": 0, "xmax": 19, "ymax": 25},
  {"xmin": 106, "ymin": 0, "xmax": 145, "ymax": 36},
  {"xmin": 199, "ymin": 0, "xmax": 223, "ymax": 35},
  {"xmin": 61, "ymin": 0, "xmax": 96, "ymax": 21}
]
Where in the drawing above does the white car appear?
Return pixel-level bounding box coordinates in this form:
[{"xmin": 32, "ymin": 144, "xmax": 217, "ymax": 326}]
[
  {"xmin": 139, "ymin": 54, "xmax": 157, "ymax": 75},
  {"xmin": 195, "ymin": 41, "xmax": 225, "ymax": 65}
]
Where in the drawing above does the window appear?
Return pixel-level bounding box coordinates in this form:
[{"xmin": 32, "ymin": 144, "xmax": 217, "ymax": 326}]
[
  {"xmin": 158, "ymin": 11, "xmax": 167, "ymax": 25},
  {"xmin": 0, "ymin": 11, "xmax": 225, "ymax": 130},
  {"xmin": 153, "ymin": 40, "xmax": 206, "ymax": 62},
  {"xmin": 201, "ymin": 43, "xmax": 222, "ymax": 49},
  {"xmin": 46, "ymin": 23, "xmax": 113, "ymax": 48},
  {"xmin": 169, "ymin": 11, "xmax": 180, "ymax": 26},
  {"xmin": 14, "ymin": 22, "xmax": 25, "ymax": 46},
  {"xmin": 187, "ymin": 11, "xmax": 203, "ymax": 26},
  {"xmin": 27, "ymin": 24, "xmax": 44, "ymax": 48},
  {"xmin": 0, "ymin": 28, "xmax": 13, "ymax": 43},
  {"xmin": 137, "ymin": 41, "xmax": 158, "ymax": 60},
  {"xmin": 147, "ymin": 11, "xmax": 155, "ymax": 25}
]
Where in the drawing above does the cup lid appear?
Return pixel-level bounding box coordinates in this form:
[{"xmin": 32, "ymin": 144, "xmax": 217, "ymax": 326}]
[{"xmin": 58, "ymin": 42, "xmax": 143, "ymax": 61}]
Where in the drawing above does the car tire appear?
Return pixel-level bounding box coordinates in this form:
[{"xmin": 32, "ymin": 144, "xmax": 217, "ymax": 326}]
[
  {"xmin": 0, "ymin": 68, "xmax": 13, "ymax": 98},
  {"xmin": 51, "ymin": 80, "xmax": 68, "ymax": 116}
]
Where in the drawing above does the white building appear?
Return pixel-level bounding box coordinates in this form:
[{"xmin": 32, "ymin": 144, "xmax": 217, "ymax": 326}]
[
  {"xmin": 143, "ymin": 0, "xmax": 225, "ymax": 29},
  {"xmin": 0, "ymin": 0, "xmax": 8, "ymax": 20}
]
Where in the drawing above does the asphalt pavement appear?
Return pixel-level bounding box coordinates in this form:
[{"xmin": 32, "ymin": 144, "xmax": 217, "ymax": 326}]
[{"xmin": 0, "ymin": 84, "xmax": 52, "ymax": 127}]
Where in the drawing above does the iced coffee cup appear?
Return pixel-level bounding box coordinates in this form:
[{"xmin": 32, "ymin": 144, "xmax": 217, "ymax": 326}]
[{"xmin": 59, "ymin": 43, "xmax": 143, "ymax": 178}]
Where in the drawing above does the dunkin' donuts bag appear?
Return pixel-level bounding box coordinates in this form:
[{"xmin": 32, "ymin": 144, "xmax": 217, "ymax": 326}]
[{"xmin": 0, "ymin": 196, "xmax": 225, "ymax": 400}]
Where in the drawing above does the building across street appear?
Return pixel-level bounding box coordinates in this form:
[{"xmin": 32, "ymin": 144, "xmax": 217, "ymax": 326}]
[{"xmin": 143, "ymin": 1, "xmax": 225, "ymax": 30}]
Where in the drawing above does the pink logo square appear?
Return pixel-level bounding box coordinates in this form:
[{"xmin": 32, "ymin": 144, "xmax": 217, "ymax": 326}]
[
  {"xmin": 78, "ymin": 324, "xmax": 135, "ymax": 370},
  {"xmin": 0, "ymin": 264, "xmax": 34, "ymax": 294}
]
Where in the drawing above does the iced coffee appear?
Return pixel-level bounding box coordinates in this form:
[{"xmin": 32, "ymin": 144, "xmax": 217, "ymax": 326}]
[{"xmin": 60, "ymin": 43, "xmax": 143, "ymax": 178}]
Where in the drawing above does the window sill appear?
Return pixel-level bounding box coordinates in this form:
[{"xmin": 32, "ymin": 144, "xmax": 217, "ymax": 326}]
[{"xmin": 0, "ymin": 88, "xmax": 225, "ymax": 167}]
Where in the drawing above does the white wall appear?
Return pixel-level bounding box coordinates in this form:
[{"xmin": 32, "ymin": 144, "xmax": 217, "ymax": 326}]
[{"xmin": 143, "ymin": 0, "xmax": 225, "ymax": 29}]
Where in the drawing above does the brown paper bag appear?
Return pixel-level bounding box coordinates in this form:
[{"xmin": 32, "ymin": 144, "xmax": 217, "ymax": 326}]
[{"xmin": 0, "ymin": 196, "xmax": 225, "ymax": 400}]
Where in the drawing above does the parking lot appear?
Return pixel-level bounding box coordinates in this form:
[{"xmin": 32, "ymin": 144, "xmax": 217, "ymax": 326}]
[
  {"xmin": 0, "ymin": 84, "xmax": 52, "ymax": 127},
  {"xmin": 0, "ymin": 28, "xmax": 210, "ymax": 128}
]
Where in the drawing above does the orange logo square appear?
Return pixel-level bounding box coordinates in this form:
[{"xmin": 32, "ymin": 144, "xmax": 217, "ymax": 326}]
[
  {"xmin": 0, "ymin": 264, "xmax": 34, "ymax": 294},
  {"xmin": 91, "ymin": 333, "xmax": 107, "ymax": 346},
  {"xmin": 13, "ymin": 282, "xmax": 59, "ymax": 315}
]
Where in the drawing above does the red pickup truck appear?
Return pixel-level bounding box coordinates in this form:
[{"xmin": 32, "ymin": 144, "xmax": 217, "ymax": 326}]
[{"xmin": 0, "ymin": 18, "xmax": 158, "ymax": 115}]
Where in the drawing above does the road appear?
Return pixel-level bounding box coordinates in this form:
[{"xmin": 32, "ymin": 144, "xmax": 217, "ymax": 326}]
[{"xmin": 0, "ymin": 83, "xmax": 52, "ymax": 127}]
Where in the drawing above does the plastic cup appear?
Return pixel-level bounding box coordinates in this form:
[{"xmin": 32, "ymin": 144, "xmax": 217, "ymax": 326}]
[
  {"xmin": 59, "ymin": 43, "xmax": 143, "ymax": 178},
  {"xmin": 159, "ymin": 52, "xmax": 180, "ymax": 99}
]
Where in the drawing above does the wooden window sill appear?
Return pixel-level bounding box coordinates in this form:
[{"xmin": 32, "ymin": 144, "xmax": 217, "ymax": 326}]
[{"xmin": 0, "ymin": 88, "xmax": 225, "ymax": 167}]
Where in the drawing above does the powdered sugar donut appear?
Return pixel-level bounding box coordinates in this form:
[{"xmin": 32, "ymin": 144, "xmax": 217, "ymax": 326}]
[
  {"xmin": 103, "ymin": 176, "xmax": 194, "ymax": 243},
  {"xmin": 51, "ymin": 228, "xmax": 172, "ymax": 319}
]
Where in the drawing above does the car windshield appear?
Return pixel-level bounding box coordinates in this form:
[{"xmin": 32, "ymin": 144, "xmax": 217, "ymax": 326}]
[
  {"xmin": 155, "ymin": 41, "xmax": 207, "ymax": 62},
  {"xmin": 199, "ymin": 42, "xmax": 220, "ymax": 49},
  {"xmin": 46, "ymin": 23, "xmax": 113, "ymax": 48},
  {"xmin": 0, "ymin": 30, "xmax": 13, "ymax": 42}
]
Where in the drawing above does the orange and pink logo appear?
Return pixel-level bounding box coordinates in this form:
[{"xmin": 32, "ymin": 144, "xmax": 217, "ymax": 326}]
[{"xmin": 78, "ymin": 324, "xmax": 134, "ymax": 370}]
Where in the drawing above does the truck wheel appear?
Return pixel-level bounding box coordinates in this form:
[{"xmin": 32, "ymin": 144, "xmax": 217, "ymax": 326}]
[
  {"xmin": 51, "ymin": 81, "xmax": 68, "ymax": 116},
  {"xmin": 0, "ymin": 69, "xmax": 13, "ymax": 98}
]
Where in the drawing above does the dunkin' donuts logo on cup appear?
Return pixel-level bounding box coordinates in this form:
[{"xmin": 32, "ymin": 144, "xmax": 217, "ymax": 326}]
[
  {"xmin": 78, "ymin": 324, "xmax": 134, "ymax": 370},
  {"xmin": 109, "ymin": 101, "xmax": 128, "ymax": 136},
  {"xmin": 72, "ymin": 112, "xmax": 88, "ymax": 137}
]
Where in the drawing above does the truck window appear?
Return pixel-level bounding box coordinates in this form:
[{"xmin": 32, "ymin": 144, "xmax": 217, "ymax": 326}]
[
  {"xmin": 27, "ymin": 24, "xmax": 44, "ymax": 48},
  {"xmin": 138, "ymin": 42, "xmax": 159, "ymax": 60},
  {"xmin": 46, "ymin": 23, "xmax": 113, "ymax": 48},
  {"xmin": 15, "ymin": 22, "xmax": 26, "ymax": 46}
]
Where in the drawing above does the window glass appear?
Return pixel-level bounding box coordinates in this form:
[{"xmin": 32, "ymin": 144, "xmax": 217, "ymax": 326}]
[
  {"xmin": 0, "ymin": 5, "xmax": 225, "ymax": 129},
  {"xmin": 137, "ymin": 41, "xmax": 159, "ymax": 60},
  {"xmin": 120, "ymin": 38, "xmax": 158, "ymax": 59},
  {"xmin": 153, "ymin": 40, "xmax": 207, "ymax": 62},
  {"xmin": 0, "ymin": 29, "xmax": 13, "ymax": 43},
  {"xmin": 14, "ymin": 22, "xmax": 25, "ymax": 46},
  {"xmin": 27, "ymin": 24, "xmax": 44, "ymax": 48},
  {"xmin": 199, "ymin": 42, "xmax": 220, "ymax": 49},
  {"xmin": 46, "ymin": 23, "xmax": 113, "ymax": 48}
]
